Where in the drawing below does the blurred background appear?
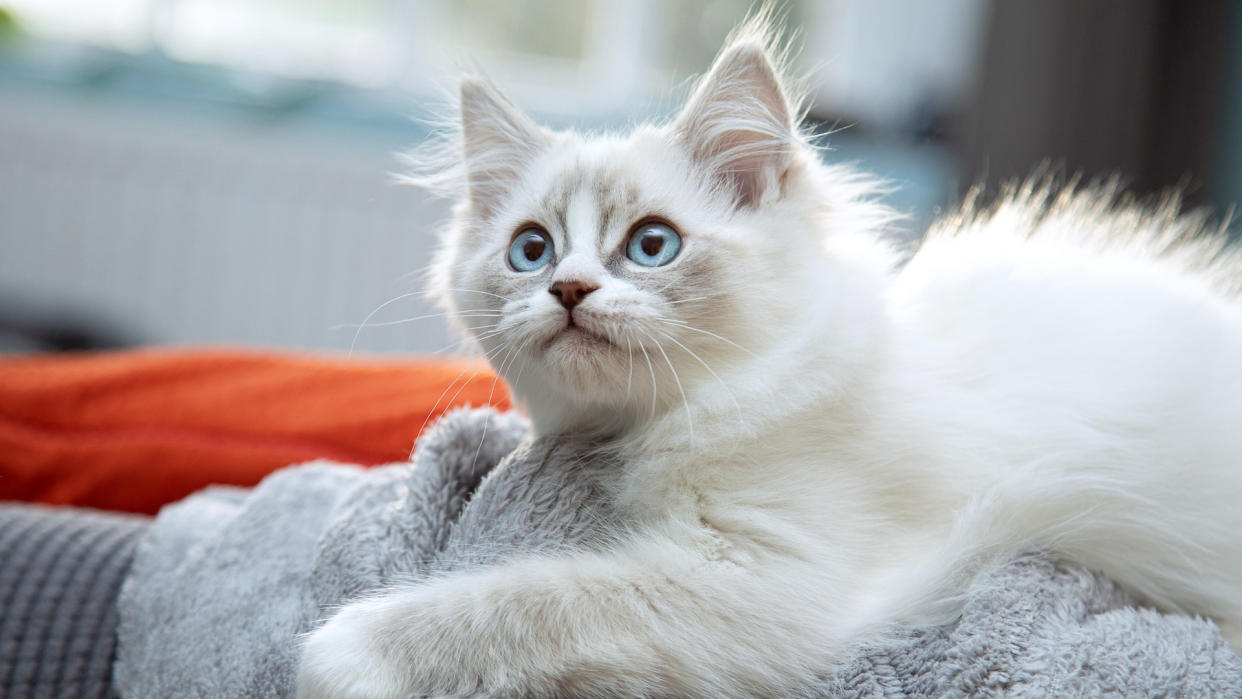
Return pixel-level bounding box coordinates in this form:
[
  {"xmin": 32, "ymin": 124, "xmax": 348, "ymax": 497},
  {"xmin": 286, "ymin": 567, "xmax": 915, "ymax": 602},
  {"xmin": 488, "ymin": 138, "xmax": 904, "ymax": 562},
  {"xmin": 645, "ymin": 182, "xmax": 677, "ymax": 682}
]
[{"xmin": 0, "ymin": 0, "xmax": 1238, "ymax": 355}]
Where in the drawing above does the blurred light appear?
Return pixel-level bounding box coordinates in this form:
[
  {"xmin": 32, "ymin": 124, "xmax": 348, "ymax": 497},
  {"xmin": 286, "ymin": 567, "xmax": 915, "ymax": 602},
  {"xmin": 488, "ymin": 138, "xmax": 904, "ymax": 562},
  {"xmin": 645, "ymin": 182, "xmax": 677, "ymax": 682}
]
[
  {"xmin": 154, "ymin": 0, "xmax": 400, "ymax": 87},
  {"xmin": 5, "ymin": 0, "xmax": 157, "ymax": 53}
]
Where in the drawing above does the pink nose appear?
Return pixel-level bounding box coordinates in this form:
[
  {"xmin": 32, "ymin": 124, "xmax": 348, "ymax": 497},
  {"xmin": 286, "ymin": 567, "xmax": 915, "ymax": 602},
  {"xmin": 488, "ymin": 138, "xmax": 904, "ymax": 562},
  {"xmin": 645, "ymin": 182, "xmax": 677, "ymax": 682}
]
[{"xmin": 549, "ymin": 280, "xmax": 599, "ymax": 311}]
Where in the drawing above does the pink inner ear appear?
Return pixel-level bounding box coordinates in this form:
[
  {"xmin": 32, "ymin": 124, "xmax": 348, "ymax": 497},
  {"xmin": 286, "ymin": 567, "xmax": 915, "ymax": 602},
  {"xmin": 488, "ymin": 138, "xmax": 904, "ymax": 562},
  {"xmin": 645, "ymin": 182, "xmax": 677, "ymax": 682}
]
[
  {"xmin": 711, "ymin": 127, "xmax": 783, "ymax": 208},
  {"xmin": 687, "ymin": 110, "xmax": 790, "ymax": 209},
  {"xmin": 676, "ymin": 43, "xmax": 794, "ymax": 209}
]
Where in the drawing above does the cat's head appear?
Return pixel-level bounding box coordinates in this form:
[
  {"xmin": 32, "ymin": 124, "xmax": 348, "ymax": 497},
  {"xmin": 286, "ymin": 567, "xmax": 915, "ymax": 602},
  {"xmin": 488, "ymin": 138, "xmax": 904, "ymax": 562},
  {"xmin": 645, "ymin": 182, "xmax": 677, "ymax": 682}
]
[{"xmin": 423, "ymin": 24, "xmax": 896, "ymax": 435}]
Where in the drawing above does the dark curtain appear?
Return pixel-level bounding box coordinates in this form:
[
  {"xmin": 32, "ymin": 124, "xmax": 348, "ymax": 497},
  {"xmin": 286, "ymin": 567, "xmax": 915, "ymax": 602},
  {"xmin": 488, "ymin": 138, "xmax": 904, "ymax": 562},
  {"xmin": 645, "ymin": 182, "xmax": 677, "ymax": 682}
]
[{"xmin": 957, "ymin": 0, "xmax": 1234, "ymax": 210}]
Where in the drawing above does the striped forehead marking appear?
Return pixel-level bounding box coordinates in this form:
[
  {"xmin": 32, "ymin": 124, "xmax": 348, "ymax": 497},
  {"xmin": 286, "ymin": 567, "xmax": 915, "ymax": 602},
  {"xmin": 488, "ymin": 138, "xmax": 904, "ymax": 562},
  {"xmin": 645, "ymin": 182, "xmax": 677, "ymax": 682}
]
[
  {"xmin": 563, "ymin": 185, "xmax": 598, "ymax": 257},
  {"xmin": 539, "ymin": 162, "xmax": 642, "ymax": 256}
]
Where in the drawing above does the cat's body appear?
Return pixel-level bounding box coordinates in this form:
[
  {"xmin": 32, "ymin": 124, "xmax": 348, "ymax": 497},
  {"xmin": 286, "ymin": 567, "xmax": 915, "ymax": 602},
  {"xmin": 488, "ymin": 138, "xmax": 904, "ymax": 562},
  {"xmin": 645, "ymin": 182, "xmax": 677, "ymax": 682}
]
[{"xmin": 298, "ymin": 19, "xmax": 1242, "ymax": 698}]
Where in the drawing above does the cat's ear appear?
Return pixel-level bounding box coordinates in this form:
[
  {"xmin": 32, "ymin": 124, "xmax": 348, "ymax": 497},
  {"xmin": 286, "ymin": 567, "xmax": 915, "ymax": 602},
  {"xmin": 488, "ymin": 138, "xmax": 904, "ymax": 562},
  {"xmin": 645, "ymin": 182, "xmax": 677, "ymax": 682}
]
[
  {"xmin": 674, "ymin": 40, "xmax": 795, "ymax": 209},
  {"xmin": 459, "ymin": 76, "xmax": 549, "ymax": 219}
]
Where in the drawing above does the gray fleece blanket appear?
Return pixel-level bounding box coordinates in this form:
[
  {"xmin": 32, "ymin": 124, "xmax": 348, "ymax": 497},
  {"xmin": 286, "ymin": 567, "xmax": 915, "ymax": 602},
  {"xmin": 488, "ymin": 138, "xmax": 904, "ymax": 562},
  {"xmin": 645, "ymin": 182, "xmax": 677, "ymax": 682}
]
[{"xmin": 115, "ymin": 408, "xmax": 1242, "ymax": 697}]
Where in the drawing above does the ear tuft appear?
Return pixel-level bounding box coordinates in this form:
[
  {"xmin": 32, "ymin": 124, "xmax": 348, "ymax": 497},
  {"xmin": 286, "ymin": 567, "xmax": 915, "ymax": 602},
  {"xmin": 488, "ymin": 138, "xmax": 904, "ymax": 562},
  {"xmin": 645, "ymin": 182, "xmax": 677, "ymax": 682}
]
[
  {"xmin": 459, "ymin": 76, "xmax": 549, "ymax": 220},
  {"xmin": 674, "ymin": 29, "xmax": 798, "ymax": 209}
]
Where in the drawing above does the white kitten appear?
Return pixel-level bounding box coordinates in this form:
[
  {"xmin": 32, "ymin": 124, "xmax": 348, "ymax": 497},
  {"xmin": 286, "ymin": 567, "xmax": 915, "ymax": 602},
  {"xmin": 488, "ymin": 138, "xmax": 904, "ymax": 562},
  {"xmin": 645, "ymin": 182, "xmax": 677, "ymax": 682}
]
[{"xmin": 298, "ymin": 17, "xmax": 1242, "ymax": 698}]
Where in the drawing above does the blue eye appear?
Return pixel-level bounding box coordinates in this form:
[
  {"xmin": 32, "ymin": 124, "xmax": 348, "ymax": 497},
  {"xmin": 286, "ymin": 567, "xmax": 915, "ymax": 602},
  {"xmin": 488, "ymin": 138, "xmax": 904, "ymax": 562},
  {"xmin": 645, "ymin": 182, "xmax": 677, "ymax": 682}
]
[
  {"xmin": 508, "ymin": 228, "xmax": 554, "ymax": 272},
  {"xmin": 626, "ymin": 221, "xmax": 682, "ymax": 267}
]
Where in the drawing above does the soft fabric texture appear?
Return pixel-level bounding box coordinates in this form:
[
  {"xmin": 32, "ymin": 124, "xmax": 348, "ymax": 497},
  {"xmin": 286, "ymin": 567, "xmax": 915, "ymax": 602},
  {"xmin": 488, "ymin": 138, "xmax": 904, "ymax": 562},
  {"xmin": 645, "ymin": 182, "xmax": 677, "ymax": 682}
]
[
  {"xmin": 0, "ymin": 349, "xmax": 510, "ymax": 514},
  {"xmin": 115, "ymin": 407, "xmax": 1242, "ymax": 697},
  {"xmin": 0, "ymin": 504, "xmax": 149, "ymax": 699},
  {"xmin": 833, "ymin": 557, "xmax": 1242, "ymax": 697}
]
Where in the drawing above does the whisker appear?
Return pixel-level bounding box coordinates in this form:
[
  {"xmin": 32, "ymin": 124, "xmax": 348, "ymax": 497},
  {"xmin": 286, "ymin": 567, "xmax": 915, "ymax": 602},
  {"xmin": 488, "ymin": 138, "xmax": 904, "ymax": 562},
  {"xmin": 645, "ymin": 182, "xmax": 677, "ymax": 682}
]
[
  {"xmin": 444, "ymin": 288, "xmax": 515, "ymax": 303},
  {"xmin": 481, "ymin": 332, "xmax": 520, "ymax": 372},
  {"xmin": 660, "ymin": 319, "xmax": 761, "ymax": 360},
  {"xmin": 344, "ymin": 284, "xmax": 514, "ymax": 356},
  {"xmin": 348, "ymin": 291, "xmax": 432, "ymax": 358},
  {"xmin": 625, "ymin": 335, "xmax": 634, "ymax": 404},
  {"xmin": 650, "ymin": 278, "xmax": 681, "ymax": 297},
  {"xmin": 474, "ymin": 324, "xmax": 515, "ymax": 343},
  {"xmin": 427, "ymin": 334, "xmax": 487, "ymax": 357},
  {"xmin": 640, "ymin": 334, "xmax": 659, "ymax": 421},
  {"xmin": 655, "ymin": 325, "xmax": 746, "ymax": 437},
  {"xmin": 663, "ymin": 296, "xmax": 714, "ymax": 306},
  {"xmin": 377, "ymin": 285, "xmax": 516, "ymax": 304},
  {"xmin": 471, "ymin": 334, "xmax": 532, "ymax": 472},
  {"xmin": 415, "ymin": 360, "xmax": 490, "ymax": 443},
  {"xmin": 650, "ymin": 333, "xmax": 695, "ymax": 450},
  {"xmin": 332, "ymin": 310, "xmax": 503, "ymax": 332}
]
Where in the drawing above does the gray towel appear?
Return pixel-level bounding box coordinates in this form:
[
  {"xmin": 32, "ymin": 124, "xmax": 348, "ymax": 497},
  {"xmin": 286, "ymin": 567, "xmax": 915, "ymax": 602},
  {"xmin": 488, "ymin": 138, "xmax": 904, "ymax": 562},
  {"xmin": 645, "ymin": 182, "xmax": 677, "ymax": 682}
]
[
  {"xmin": 114, "ymin": 407, "xmax": 1242, "ymax": 697},
  {"xmin": 0, "ymin": 504, "xmax": 148, "ymax": 699}
]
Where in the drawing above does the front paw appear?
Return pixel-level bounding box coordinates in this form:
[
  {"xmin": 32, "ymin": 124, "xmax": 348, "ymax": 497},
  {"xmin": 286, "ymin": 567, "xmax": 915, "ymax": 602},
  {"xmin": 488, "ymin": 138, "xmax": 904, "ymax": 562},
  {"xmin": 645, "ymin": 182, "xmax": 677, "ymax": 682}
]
[{"xmin": 297, "ymin": 603, "xmax": 412, "ymax": 699}]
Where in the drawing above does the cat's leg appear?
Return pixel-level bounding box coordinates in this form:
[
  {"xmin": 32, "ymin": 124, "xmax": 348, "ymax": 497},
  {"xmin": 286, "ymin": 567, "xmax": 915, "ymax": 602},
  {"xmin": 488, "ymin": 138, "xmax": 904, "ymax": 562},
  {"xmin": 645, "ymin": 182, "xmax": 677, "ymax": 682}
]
[{"xmin": 296, "ymin": 528, "xmax": 851, "ymax": 698}]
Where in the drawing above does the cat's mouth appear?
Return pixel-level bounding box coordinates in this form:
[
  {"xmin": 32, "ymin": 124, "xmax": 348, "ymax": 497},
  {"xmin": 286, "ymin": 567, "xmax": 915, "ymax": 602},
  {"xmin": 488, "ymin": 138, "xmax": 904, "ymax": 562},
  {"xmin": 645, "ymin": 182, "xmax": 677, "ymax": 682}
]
[{"xmin": 547, "ymin": 318, "xmax": 614, "ymax": 351}]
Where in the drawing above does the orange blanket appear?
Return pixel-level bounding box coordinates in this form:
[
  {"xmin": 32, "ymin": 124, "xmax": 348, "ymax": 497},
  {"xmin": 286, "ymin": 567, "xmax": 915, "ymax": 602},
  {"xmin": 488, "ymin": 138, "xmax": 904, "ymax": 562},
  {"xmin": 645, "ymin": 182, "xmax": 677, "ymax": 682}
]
[{"xmin": 0, "ymin": 349, "xmax": 511, "ymax": 514}]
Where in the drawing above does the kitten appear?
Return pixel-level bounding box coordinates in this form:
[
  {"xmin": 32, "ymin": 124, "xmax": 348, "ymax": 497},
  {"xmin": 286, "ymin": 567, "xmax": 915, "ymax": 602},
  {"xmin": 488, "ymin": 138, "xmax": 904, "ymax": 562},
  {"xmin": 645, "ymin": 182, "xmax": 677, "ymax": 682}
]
[{"xmin": 298, "ymin": 17, "xmax": 1242, "ymax": 698}]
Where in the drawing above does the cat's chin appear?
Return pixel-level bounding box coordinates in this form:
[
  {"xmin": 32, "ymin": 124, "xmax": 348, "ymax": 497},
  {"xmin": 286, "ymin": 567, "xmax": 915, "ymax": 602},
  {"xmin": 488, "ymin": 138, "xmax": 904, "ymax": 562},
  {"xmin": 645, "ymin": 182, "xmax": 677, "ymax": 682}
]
[{"xmin": 539, "ymin": 326, "xmax": 631, "ymax": 397}]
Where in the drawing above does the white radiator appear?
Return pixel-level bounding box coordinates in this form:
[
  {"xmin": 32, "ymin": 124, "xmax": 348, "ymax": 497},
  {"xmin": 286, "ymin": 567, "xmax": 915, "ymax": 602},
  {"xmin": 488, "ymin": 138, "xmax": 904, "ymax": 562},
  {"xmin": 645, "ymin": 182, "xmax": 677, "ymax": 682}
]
[{"xmin": 0, "ymin": 91, "xmax": 460, "ymax": 354}]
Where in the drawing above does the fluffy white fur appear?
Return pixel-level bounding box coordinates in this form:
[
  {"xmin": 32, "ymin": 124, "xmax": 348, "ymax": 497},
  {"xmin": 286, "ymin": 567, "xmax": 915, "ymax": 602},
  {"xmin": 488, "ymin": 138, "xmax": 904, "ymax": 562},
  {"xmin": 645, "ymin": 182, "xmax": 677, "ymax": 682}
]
[{"xmin": 298, "ymin": 16, "xmax": 1242, "ymax": 698}]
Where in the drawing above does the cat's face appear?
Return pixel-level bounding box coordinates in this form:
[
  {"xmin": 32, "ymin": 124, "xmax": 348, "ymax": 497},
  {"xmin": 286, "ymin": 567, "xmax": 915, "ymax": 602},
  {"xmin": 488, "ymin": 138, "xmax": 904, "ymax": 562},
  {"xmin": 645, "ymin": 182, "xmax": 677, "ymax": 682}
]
[
  {"xmin": 429, "ymin": 37, "xmax": 883, "ymax": 434},
  {"xmin": 443, "ymin": 131, "xmax": 770, "ymax": 430}
]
